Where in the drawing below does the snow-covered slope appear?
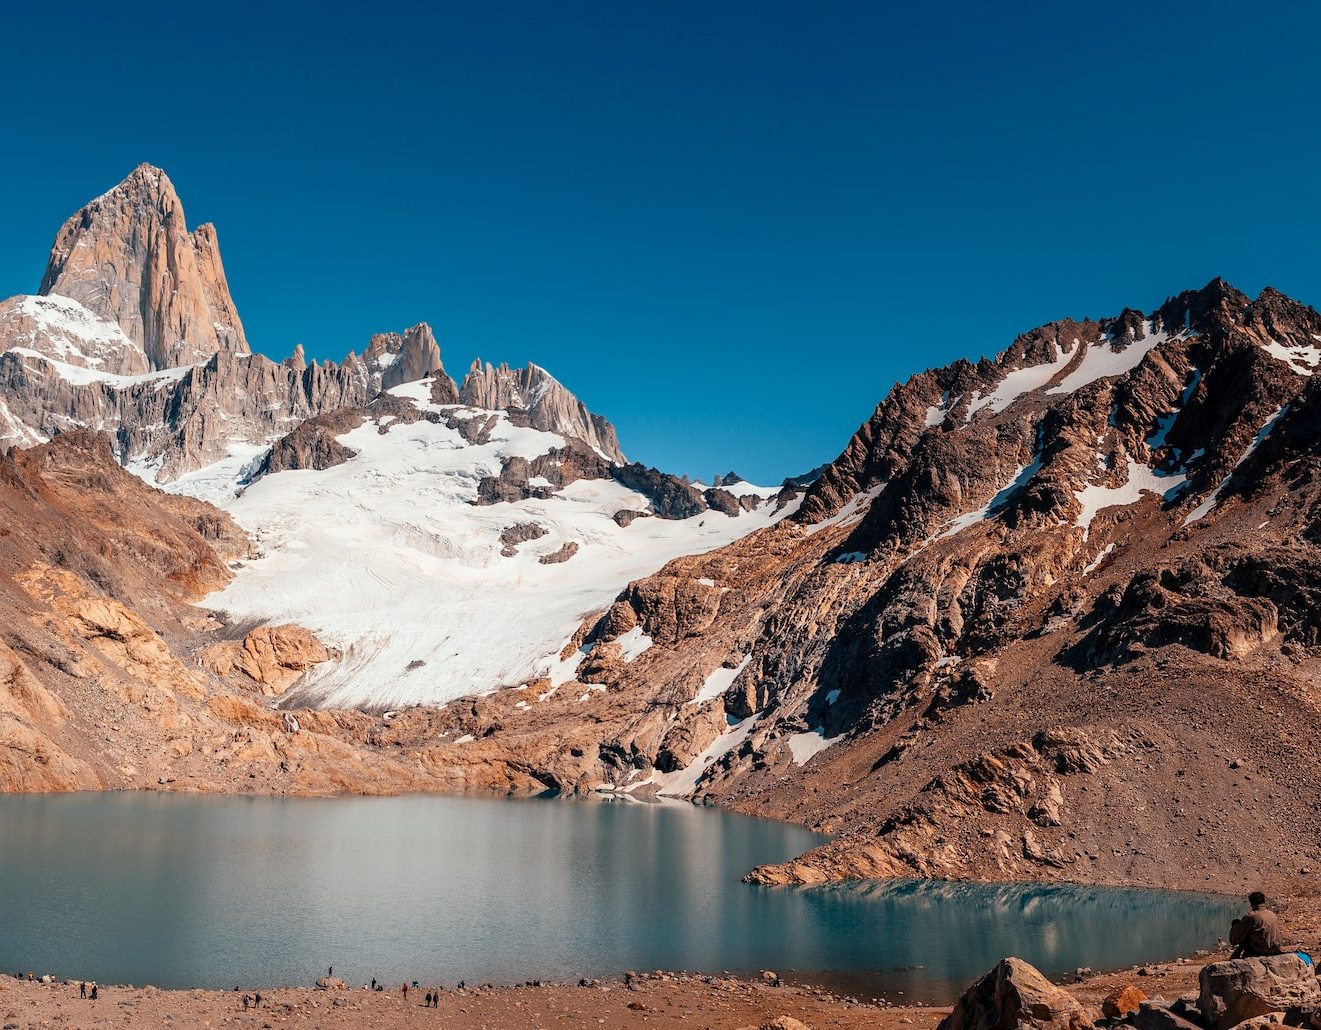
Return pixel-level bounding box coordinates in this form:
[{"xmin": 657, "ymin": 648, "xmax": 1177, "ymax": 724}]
[
  {"xmin": 0, "ymin": 294, "xmax": 154, "ymax": 377},
  {"xmin": 185, "ymin": 383, "xmax": 795, "ymax": 710}
]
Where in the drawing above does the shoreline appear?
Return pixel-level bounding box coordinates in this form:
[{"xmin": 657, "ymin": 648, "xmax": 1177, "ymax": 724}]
[{"xmin": 0, "ymin": 947, "xmax": 1266, "ymax": 1030}]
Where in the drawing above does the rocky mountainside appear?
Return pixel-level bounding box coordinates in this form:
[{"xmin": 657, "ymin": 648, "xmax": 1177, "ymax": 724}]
[
  {"xmin": 0, "ymin": 430, "xmax": 595, "ymax": 794},
  {"xmin": 0, "ymin": 165, "xmax": 794, "ymax": 711},
  {"xmin": 425, "ymin": 278, "xmax": 1321, "ymax": 897}
]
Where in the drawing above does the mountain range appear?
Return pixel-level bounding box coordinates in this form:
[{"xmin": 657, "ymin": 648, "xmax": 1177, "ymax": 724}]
[{"xmin": 2, "ymin": 165, "xmax": 1319, "ymax": 898}]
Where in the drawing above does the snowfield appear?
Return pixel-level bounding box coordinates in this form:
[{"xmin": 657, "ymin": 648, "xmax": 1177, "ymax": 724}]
[{"xmin": 189, "ymin": 390, "xmax": 795, "ymax": 710}]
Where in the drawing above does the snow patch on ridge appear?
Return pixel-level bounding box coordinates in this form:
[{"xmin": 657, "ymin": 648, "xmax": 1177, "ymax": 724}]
[
  {"xmin": 1082, "ymin": 543, "xmax": 1115, "ymax": 575},
  {"xmin": 690, "ymin": 655, "xmax": 752, "ymax": 706},
  {"xmin": 615, "ymin": 626, "xmax": 653, "ymax": 663},
  {"xmin": 1261, "ymin": 339, "xmax": 1321, "ymax": 376},
  {"xmin": 6, "ymin": 347, "xmax": 191, "ymax": 389},
  {"xmin": 2, "ymin": 294, "xmax": 144, "ymax": 371},
  {"xmin": 803, "ymin": 484, "xmax": 882, "ymax": 536},
  {"xmin": 967, "ymin": 342, "xmax": 1076, "ymax": 419},
  {"xmin": 933, "ymin": 449, "xmax": 1044, "ymax": 542},
  {"xmin": 1074, "ymin": 458, "xmax": 1186, "ymax": 541},
  {"xmin": 632, "ymin": 715, "xmax": 759, "ymax": 798},
  {"xmin": 1182, "ymin": 406, "xmax": 1288, "ymax": 526},
  {"xmin": 787, "ymin": 728, "xmax": 844, "ymax": 766},
  {"xmin": 1048, "ymin": 323, "xmax": 1169, "ymax": 396}
]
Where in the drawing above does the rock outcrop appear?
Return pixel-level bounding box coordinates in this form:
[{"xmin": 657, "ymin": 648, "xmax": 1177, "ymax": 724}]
[
  {"xmin": 460, "ymin": 360, "xmax": 625, "ymax": 462},
  {"xmin": 205, "ymin": 625, "xmax": 336, "ymax": 698},
  {"xmin": 39, "ymin": 163, "xmax": 249, "ymax": 369},
  {"xmin": 939, "ymin": 957, "xmax": 1099, "ymax": 1030},
  {"xmin": 1104, "ymin": 986, "xmax": 1149, "ymax": 1019},
  {"xmin": 362, "ymin": 323, "xmax": 456, "ymax": 397}
]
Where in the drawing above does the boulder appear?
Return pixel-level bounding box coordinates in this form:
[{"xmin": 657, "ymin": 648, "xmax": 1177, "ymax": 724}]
[
  {"xmin": 315, "ymin": 976, "xmax": 346, "ymax": 991},
  {"xmin": 1230, "ymin": 1016, "xmax": 1288, "ymax": 1030},
  {"xmin": 1105, "ymin": 986, "xmax": 1149, "ymax": 1018},
  {"xmin": 938, "ymin": 957, "xmax": 1099, "ymax": 1030},
  {"xmin": 1131, "ymin": 1000, "xmax": 1203, "ymax": 1030},
  {"xmin": 1199, "ymin": 956, "xmax": 1321, "ymax": 1030}
]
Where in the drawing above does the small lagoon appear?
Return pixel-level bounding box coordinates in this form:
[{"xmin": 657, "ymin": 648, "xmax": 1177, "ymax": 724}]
[{"xmin": 0, "ymin": 793, "xmax": 1237, "ymax": 1000}]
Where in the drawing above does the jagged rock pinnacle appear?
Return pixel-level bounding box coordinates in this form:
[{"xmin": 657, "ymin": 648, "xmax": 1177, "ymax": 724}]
[{"xmin": 39, "ymin": 163, "xmax": 250, "ymax": 370}]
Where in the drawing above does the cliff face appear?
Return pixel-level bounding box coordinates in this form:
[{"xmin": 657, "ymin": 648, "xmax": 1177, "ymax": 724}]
[
  {"xmin": 39, "ymin": 163, "xmax": 249, "ymax": 370},
  {"xmin": 460, "ymin": 360, "xmax": 625, "ymax": 463}
]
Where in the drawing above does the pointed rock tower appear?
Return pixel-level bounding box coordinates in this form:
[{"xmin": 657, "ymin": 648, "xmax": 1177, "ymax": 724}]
[
  {"xmin": 460, "ymin": 360, "xmax": 625, "ymax": 462},
  {"xmin": 363, "ymin": 323, "xmax": 457, "ymax": 397},
  {"xmin": 38, "ymin": 163, "xmax": 250, "ymax": 370}
]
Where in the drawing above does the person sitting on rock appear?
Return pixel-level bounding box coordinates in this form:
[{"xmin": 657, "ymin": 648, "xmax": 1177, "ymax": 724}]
[{"xmin": 1230, "ymin": 891, "xmax": 1284, "ymax": 957}]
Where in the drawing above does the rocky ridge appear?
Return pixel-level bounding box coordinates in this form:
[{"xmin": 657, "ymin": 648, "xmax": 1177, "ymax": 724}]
[
  {"xmin": 0, "ymin": 166, "xmax": 627, "ymax": 490},
  {"xmin": 412, "ymin": 278, "xmax": 1321, "ymax": 897}
]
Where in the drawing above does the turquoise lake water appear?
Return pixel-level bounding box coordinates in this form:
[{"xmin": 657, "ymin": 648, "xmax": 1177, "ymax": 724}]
[{"xmin": 0, "ymin": 792, "xmax": 1238, "ymax": 999}]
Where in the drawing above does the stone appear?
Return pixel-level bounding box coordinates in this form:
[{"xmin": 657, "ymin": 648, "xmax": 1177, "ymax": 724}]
[
  {"xmin": 1130, "ymin": 1000, "xmax": 1204, "ymax": 1030},
  {"xmin": 1105, "ymin": 986, "xmax": 1149, "ymax": 1018},
  {"xmin": 1199, "ymin": 956, "xmax": 1321, "ymax": 1030},
  {"xmin": 1232, "ymin": 1016, "xmax": 1288, "ymax": 1030},
  {"xmin": 362, "ymin": 323, "xmax": 452, "ymax": 396},
  {"xmin": 538, "ymin": 542, "xmax": 580, "ymax": 565},
  {"xmin": 315, "ymin": 977, "xmax": 346, "ymax": 991},
  {"xmin": 938, "ymin": 957, "xmax": 1099, "ymax": 1030}
]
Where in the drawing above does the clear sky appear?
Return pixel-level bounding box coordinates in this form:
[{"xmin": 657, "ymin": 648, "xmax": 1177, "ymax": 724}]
[{"xmin": 1, "ymin": 2, "xmax": 1318, "ymax": 483}]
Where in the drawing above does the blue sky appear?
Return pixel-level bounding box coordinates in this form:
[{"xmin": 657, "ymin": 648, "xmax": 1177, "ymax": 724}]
[{"xmin": 2, "ymin": 2, "xmax": 1318, "ymax": 482}]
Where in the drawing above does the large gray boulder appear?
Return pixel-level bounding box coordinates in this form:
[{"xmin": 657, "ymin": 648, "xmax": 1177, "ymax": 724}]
[
  {"xmin": 938, "ymin": 957, "xmax": 1099, "ymax": 1030},
  {"xmin": 1198, "ymin": 955, "xmax": 1320, "ymax": 1030}
]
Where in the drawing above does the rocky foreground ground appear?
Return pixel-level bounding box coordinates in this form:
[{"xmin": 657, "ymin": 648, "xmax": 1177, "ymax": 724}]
[{"xmin": 2, "ymin": 896, "xmax": 1317, "ymax": 1030}]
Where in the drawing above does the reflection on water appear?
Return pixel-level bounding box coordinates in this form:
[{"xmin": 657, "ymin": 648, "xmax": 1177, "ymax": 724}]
[
  {"xmin": 0, "ymin": 793, "xmax": 1237, "ymax": 999},
  {"xmin": 771, "ymin": 878, "xmax": 1237, "ymax": 998}
]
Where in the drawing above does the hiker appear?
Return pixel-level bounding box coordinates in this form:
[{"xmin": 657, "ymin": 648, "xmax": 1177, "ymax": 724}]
[
  {"xmin": 402, "ymin": 982, "xmax": 408, "ymax": 999},
  {"xmin": 90, "ymin": 983, "xmax": 98, "ymax": 1000},
  {"xmin": 371, "ymin": 977, "xmax": 376, "ymax": 990},
  {"xmin": 425, "ymin": 990, "xmax": 432, "ymax": 1007},
  {"xmin": 1231, "ymin": 891, "xmax": 1285, "ymax": 957},
  {"xmin": 432, "ymin": 989, "xmax": 440, "ymax": 1008},
  {"xmin": 79, "ymin": 982, "xmax": 86, "ymax": 999},
  {"xmin": 255, "ymin": 992, "xmax": 262, "ymax": 1007},
  {"xmin": 242, "ymin": 994, "xmax": 250, "ymax": 1011},
  {"xmin": 328, "ymin": 966, "xmax": 333, "ymax": 976}
]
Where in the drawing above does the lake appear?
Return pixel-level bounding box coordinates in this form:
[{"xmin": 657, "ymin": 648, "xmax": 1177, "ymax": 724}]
[{"xmin": 0, "ymin": 792, "xmax": 1238, "ymax": 1000}]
